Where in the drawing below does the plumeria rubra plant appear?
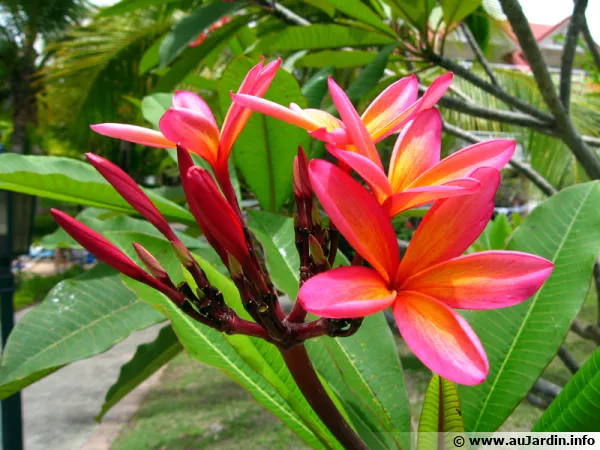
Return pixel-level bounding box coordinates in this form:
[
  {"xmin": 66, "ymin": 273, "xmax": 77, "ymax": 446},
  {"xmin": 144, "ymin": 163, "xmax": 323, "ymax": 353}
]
[
  {"xmin": 49, "ymin": 56, "xmax": 553, "ymax": 446},
  {"xmin": 2, "ymin": 53, "xmax": 600, "ymax": 449}
]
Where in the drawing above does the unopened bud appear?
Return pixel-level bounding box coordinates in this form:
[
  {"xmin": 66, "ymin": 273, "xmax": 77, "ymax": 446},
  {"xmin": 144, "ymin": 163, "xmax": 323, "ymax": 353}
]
[
  {"xmin": 293, "ymin": 213, "xmax": 300, "ymax": 228},
  {"xmin": 309, "ymin": 235, "xmax": 330, "ymax": 269},
  {"xmin": 227, "ymin": 253, "xmax": 244, "ymax": 279},
  {"xmin": 171, "ymin": 240, "xmax": 194, "ymax": 267},
  {"xmin": 311, "ymin": 204, "xmax": 321, "ymax": 226},
  {"xmin": 133, "ymin": 243, "xmax": 170, "ymax": 281},
  {"xmin": 293, "ymin": 147, "xmax": 312, "ymax": 200}
]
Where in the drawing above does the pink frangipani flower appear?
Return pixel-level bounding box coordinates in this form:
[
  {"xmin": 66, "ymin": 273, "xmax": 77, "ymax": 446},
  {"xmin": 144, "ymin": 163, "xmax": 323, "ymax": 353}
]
[
  {"xmin": 91, "ymin": 58, "xmax": 281, "ymax": 179},
  {"xmin": 299, "ymin": 161, "xmax": 553, "ymax": 385},
  {"xmin": 231, "ymin": 73, "xmax": 453, "ymax": 148},
  {"xmin": 326, "ymin": 107, "xmax": 516, "ymax": 216}
]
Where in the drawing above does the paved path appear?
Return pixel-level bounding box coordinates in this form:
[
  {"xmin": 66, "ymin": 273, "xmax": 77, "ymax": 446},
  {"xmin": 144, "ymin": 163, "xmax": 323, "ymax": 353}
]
[{"xmin": 16, "ymin": 307, "xmax": 164, "ymax": 450}]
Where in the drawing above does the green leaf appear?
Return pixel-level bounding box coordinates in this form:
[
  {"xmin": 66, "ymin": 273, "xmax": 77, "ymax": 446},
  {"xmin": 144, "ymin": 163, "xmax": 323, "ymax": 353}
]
[
  {"xmin": 96, "ymin": 325, "xmax": 182, "ymax": 421},
  {"xmin": 460, "ymin": 181, "xmax": 600, "ymax": 432},
  {"xmin": 297, "ymin": 50, "xmax": 380, "ymax": 69},
  {"xmin": 346, "ymin": 44, "xmax": 397, "ymax": 102},
  {"xmin": 533, "ymin": 346, "xmax": 600, "ymax": 432},
  {"xmin": 159, "ymin": 1, "xmax": 245, "ymax": 67},
  {"xmin": 0, "ymin": 154, "xmax": 195, "ymax": 225},
  {"xmin": 417, "ymin": 375, "xmax": 465, "ymax": 450},
  {"xmin": 247, "ymin": 210, "xmax": 300, "ymax": 299},
  {"xmin": 99, "ymin": 0, "xmax": 179, "ymax": 16},
  {"xmin": 218, "ymin": 57, "xmax": 311, "ymax": 211},
  {"xmin": 439, "ymin": 0, "xmax": 482, "ymax": 28},
  {"xmin": 488, "ymin": 213, "xmax": 512, "ymax": 250},
  {"xmin": 306, "ymin": 313, "xmax": 411, "ymax": 450},
  {"xmin": 139, "ymin": 33, "xmax": 166, "ymax": 75},
  {"xmin": 155, "ymin": 17, "xmax": 246, "ymax": 92},
  {"xmin": 302, "ymin": 66, "xmax": 334, "ymax": 108},
  {"xmin": 259, "ymin": 24, "xmax": 395, "ymax": 52},
  {"xmin": 320, "ymin": 0, "xmax": 396, "ymax": 36},
  {"xmin": 141, "ymin": 93, "xmax": 172, "ymax": 128},
  {"xmin": 0, "ymin": 265, "xmax": 165, "ymax": 400},
  {"xmin": 464, "ymin": 6, "xmax": 490, "ymax": 51},
  {"xmin": 111, "ymin": 231, "xmax": 340, "ymax": 449},
  {"xmin": 302, "ymin": 0, "xmax": 336, "ymax": 17},
  {"xmin": 383, "ymin": 0, "xmax": 435, "ymax": 32}
]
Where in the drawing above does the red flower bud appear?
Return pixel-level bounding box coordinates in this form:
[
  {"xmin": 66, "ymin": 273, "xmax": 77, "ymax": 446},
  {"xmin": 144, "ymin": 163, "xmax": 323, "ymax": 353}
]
[
  {"xmin": 86, "ymin": 153, "xmax": 178, "ymax": 243},
  {"xmin": 293, "ymin": 146, "xmax": 312, "ymax": 200},
  {"xmin": 185, "ymin": 167, "xmax": 251, "ymax": 269},
  {"xmin": 50, "ymin": 209, "xmax": 180, "ymax": 296},
  {"xmin": 132, "ymin": 242, "xmax": 173, "ymax": 287}
]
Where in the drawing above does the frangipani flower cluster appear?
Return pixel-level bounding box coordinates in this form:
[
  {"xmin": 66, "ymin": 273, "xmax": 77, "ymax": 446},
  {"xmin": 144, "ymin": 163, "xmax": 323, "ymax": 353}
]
[
  {"xmin": 91, "ymin": 58, "xmax": 281, "ymax": 186},
  {"xmin": 53, "ymin": 57, "xmax": 553, "ymax": 388}
]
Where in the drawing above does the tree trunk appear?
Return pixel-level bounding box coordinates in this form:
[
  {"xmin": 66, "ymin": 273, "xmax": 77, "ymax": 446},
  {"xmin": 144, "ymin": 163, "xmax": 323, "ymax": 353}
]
[{"xmin": 10, "ymin": 56, "xmax": 38, "ymax": 155}]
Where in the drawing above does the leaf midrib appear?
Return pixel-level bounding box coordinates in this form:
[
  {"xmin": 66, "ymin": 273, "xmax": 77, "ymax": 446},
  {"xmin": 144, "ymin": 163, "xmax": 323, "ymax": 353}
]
[
  {"xmin": 471, "ymin": 182, "xmax": 595, "ymax": 431},
  {"xmin": 1, "ymin": 298, "xmax": 148, "ymax": 382}
]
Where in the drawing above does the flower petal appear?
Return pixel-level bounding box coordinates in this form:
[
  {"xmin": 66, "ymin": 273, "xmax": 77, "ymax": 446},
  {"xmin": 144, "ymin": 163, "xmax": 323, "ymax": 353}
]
[
  {"xmin": 90, "ymin": 124, "xmax": 173, "ymax": 148},
  {"xmin": 159, "ymin": 108, "xmax": 220, "ymax": 167},
  {"xmin": 388, "ymin": 108, "xmax": 442, "ymax": 192},
  {"xmin": 369, "ymin": 73, "xmax": 453, "ymax": 143},
  {"xmin": 231, "ymin": 94, "xmax": 320, "ymax": 130},
  {"xmin": 416, "ymin": 72, "xmax": 454, "ymax": 110},
  {"xmin": 309, "ymin": 159, "xmax": 399, "ymax": 282},
  {"xmin": 402, "ymin": 251, "xmax": 553, "ymax": 309},
  {"xmin": 328, "ymin": 77, "xmax": 383, "ymax": 168},
  {"xmin": 409, "ymin": 139, "xmax": 516, "ymax": 189},
  {"xmin": 172, "ymin": 91, "xmax": 218, "ymax": 128},
  {"xmin": 393, "ymin": 291, "xmax": 489, "ymax": 385},
  {"xmin": 298, "ymin": 266, "xmax": 396, "ymax": 318},
  {"xmin": 327, "ymin": 146, "xmax": 392, "ymax": 203},
  {"xmin": 219, "ymin": 58, "xmax": 282, "ymax": 169},
  {"xmin": 362, "ymin": 74, "xmax": 418, "ymax": 142},
  {"xmin": 383, "ymin": 178, "xmax": 480, "ymax": 217},
  {"xmin": 396, "ymin": 167, "xmax": 499, "ymax": 282}
]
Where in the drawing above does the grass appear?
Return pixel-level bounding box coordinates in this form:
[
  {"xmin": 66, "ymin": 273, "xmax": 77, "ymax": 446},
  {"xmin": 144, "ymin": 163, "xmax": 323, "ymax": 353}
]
[
  {"xmin": 111, "ymin": 353, "xmax": 308, "ymax": 450},
  {"xmin": 13, "ymin": 265, "xmax": 85, "ymax": 310},
  {"xmin": 113, "ymin": 288, "xmax": 599, "ymax": 448}
]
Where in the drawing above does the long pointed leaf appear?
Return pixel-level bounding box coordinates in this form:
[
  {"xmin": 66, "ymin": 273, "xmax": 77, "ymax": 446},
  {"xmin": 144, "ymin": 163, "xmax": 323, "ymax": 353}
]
[
  {"xmin": 0, "ymin": 154, "xmax": 194, "ymax": 225},
  {"xmin": 533, "ymin": 346, "xmax": 600, "ymax": 432},
  {"xmin": 460, "ymin": 181, "xmax": 600, "ymax": 432},
  {"xmin": 417, "ymin": 375, "xmax": 465, "ymax": 450},
  {"xmin": 0, "ymin": 265, "xmax": 165, "ymax": 400}
]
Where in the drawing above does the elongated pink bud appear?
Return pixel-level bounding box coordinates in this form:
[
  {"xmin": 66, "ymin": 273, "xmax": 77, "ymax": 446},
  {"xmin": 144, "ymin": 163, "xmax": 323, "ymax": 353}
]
[
  {"xmin": 86, "ymin": 153, "xmax": 178, "ymax": 243},
  {"xmin": 185, "ymin": 167, "xmax": 251, "ymax": 269},
  {"xmin": 293, "ymin": 147, "xmax": 312, "ymax": 200},
  {"xmin": 176, "ymin": 145, "xmax": 227, "ymax": 264},
  {"xmin": 50, "ymin": 209, "xmax": 180, "ymax": 297},
  {"xmin": 132, "ymin": 242, "xmax": 174, "ymax": 288}
]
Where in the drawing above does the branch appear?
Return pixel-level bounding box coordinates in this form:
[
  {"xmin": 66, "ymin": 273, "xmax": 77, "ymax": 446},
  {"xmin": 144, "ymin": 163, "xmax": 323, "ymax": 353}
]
[
  {"xmin": 432, "ymin": 89, "xmax": 600, "ymax": 146},
  {"xmin": 427, "ymin": 52, "xmax": 555, "ymax": 123},
  {"xmin": 499, "ymin": 0, "xmax": 600, "ymax": 180},
  {"xmin": 557, "ymin": 345, "xmax": 580, "ymax": 374},
  {"xmin": 442, "ymin": 121, "xmax": 558, "ymax": 196},
  {"xmin": 256, "ymin": 0, "xmax": 310, "ymax": 26},
  {"xmin": 582, "ymin": 18, "xmax": 600, "ymax": 72},
  {"xmin": 430, "ymin": 88, "xmax": 552, "ymax": 130},
  {"xmin": 460, "ymin": 23, "xmax": 500, "ymax": 87},
  {"xmin": 560, "ymin": 0, "xmax": 588, "ymax": 112},
  {"xmin": 570, "ymin": 320, "xmax": 600, "ymax": 345},
  {"xmin": 281, "ymin": 345, "xmax": 369, "ymax": 450}
]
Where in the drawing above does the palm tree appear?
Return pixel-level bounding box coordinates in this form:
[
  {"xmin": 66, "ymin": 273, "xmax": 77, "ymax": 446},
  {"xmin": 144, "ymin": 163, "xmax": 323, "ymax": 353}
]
[{"xmin": 0, "ymin": 0, "xmax": 87, "ymax": 154}]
